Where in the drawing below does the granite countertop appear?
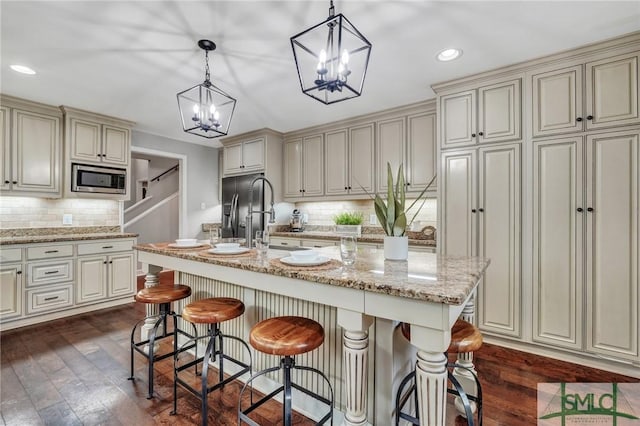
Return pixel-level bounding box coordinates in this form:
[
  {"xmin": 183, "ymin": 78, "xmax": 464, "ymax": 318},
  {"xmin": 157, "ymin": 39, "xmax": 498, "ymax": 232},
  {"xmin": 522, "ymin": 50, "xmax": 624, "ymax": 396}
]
[
  {"xmin": 134, "ymin": 243, "xmax": 488, "ymax": 305},
  {"xmin": 270, "ymin": 231, "xmax": 436, "ymax": 247},
  {"xmin": 0, "ymin": 226, "xmax": 138, "ymax": 245}
]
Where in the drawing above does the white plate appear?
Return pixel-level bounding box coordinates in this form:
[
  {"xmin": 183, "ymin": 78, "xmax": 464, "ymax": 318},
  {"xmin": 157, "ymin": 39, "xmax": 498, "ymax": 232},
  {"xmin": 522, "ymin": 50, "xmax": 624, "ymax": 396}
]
[
  {"xmin": 279, "ymin": 255, "xmax": 330, "ymax": 266},
  {"xmin": 208, "ymin": 247, "xmax": 251, "ymax": 255},
  {"xmin": 168, "ymin": 242, "xmax": 206, "ymax": 249}
]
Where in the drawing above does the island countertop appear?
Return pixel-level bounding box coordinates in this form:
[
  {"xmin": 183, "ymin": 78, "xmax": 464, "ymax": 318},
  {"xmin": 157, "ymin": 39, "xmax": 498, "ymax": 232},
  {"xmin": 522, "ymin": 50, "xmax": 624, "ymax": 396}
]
[{"xmin": 134, "ymin": 243, "xmax": 489, "ymax": 305}]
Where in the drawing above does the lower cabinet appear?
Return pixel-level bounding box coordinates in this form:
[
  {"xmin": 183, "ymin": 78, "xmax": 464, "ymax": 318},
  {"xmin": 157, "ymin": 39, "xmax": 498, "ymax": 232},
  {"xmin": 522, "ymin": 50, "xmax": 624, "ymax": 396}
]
[
  {"xmin": 26, "ymin": 284, "xmax": 73, "ymax": 315},
  {"xmin": 77, "ymin": 252, "xmax": 135, "ymax": 304},
  {"xmin": 0, "ymin": 262, "xmax": 23, "ymax": 320}
]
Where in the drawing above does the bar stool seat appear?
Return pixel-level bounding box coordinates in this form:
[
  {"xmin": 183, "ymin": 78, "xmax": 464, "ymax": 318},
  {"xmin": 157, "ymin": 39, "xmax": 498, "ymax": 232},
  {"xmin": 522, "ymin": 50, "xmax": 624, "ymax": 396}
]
[
  {"xmin": 239, "ymin": 316, "xmax": 333, "ymax": 426},
  {"xmin": 129, "ymin": 283, "xmax": 196, "ymax": 399},
  {"xmin": 171, "ymin": 297, "xmax": 252, "ymax": 426},
  {"xmin": 396, "ymin": 319, "xmax": 484, "ymax": 426}
]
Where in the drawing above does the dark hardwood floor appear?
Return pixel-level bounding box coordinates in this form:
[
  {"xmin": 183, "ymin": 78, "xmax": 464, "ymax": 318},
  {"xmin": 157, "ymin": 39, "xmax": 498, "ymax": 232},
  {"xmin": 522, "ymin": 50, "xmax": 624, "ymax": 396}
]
[{"xmin": 0, "ymin": 271, "xmax": 637, "ymax": 425}]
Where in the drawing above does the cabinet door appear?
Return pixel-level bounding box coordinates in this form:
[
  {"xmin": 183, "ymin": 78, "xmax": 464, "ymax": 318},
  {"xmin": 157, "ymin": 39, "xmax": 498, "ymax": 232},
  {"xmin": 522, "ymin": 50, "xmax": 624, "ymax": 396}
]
[
  {"xmin": 532, "ymin": 137, "xmax": 583, "ymax": 349},
  {"xmin": 441, "ymin": 149, "xmax": 476, "ymax": 257},
  {"xmin": 0, "ymin": 264, "xmax": 22, "ymax": 320},
  {"xmin": 440, "ymin": 90, "xmax": 476, "ymax": 148},
  {"xmin": 284, "ymin": 139, "xmax": 303, "ymax": 198},
  {"xmin": 102, "ymin": 125, "xmax": 129, "ymax": 165},
  {"xmin": 109, "ymin": 253, "xmax": 135, "ymax": 297},
  {"xmin": 223, "ymin": 143, "xmax": 244, "ymax": 175},
  {"xmin": 407, "ymin": 112, "xmax": 436, "ymax": 193},
  {"xmin": 478, "ymin": 79, "xmax": 521, "ymax": 144},
  {"xmin": 532, "ymin": 65, "xmax": 583, "ymax": 137},
  {"xmin": 242, "ymin": 138, "xmax": 265, "ymax": 172},
  {"xmin": 302, "ymin": 134, "xmax": 324, "ymax": 196},
  {"xmin": 325, "ymin": 129, "xmax": 348, "ymax": 195},
  {"xmin": 377, "ymin": 117, "xmax": 405, "ymax": 192},
  {"xmin": 586, "ymin": 130, "xmax": 639, "ymax": 361},
  {"xmin": 70, "ymin": 118, "xmax": 101, "ymax": 163},
  {"xmin": 349, "ymin": 124, "xmax": 375, "ymax": 194},
  {"xmin": 0, "ymin": 106, "xmax": 10, "ymax": 191},
  {"xmin": 76, "ymin": 256, "xmax": 107, "ymax": 304},
  {"xmin": 477, "ymin": 144, "xmax": 521, "ymax": 337},
  {"xmin": 586, "ymin": 53, "xmax": 640, "ymax": 130},
  {"xmin": 13, "ymin": 109, "xmax": 60, "ymax": 194}
]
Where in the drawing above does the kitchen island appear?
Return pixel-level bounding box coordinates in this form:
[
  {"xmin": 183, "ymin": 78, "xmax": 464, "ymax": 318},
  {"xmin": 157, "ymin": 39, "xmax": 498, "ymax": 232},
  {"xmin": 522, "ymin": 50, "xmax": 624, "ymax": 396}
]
[{"xmin": 134, "ymin": 243, "xmax": 489, "ymax": 426}]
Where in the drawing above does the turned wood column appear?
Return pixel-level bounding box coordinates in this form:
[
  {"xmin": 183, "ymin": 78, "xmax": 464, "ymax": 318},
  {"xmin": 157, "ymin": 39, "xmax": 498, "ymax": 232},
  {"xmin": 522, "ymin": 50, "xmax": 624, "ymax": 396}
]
[
  {"xmin": 337, "ymin": 309, "xmax": 373, "ymax": 426},
  {"xmin": 141, "ymin": 264, "xmax": 162, "ymax": 354},
  {"xmin": 453, "ymin": 292, "xmax": 479, "ymax": 416}
]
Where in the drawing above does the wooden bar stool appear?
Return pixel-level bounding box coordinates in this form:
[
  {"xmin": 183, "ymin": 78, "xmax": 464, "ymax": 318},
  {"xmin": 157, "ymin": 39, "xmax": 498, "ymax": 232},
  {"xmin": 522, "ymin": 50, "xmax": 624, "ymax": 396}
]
[
  {"xmin": 128, "ymin": 284, "xmax": 197, "ymax": 399},
  {"xmin": 238, "ymin": 316, "xmax": 334, "ymax": 426},
  {"xmin": 395, "ymin": 319, "xmax": 483, "ymax": 426},
  {"xmin": 171, "ymin": 297, "xmax": 252, "ymax": 426}
]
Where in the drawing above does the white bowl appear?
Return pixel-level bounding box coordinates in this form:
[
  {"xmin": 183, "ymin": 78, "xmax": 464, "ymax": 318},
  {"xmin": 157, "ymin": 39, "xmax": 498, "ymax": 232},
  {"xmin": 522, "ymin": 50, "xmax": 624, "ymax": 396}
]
[
  {"xmin": 215, "ymin": 242, "xmax": 241, "ymax": 250},
  {"xmin": 175, "ymin": 238, "xmax": 197, "ymax": 246},
  {"xmin": 290, "ymin": 250, "xmax": 319, "ymax": 261}
]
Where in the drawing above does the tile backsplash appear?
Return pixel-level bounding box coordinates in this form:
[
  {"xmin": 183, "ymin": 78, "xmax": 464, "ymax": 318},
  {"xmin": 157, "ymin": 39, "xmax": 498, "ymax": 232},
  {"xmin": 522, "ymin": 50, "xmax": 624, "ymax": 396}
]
[
  {"xmin": 294, "ymin": 198, "xmax": 437, "ymax": 229},
  {"xmin": 0, "ymin": 197, "xmax": 120, "ymax": 229}
]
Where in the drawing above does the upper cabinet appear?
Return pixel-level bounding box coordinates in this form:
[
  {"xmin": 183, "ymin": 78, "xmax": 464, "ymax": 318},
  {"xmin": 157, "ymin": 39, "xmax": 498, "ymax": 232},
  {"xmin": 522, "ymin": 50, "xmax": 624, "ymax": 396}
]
[
  {"xmin": 62, "ymin": 107, "xmax": 133, "ymax": 167},
  {"xmin": 284, "ymin": 134, "xmax": 324, "ymax": 198},
  {"xmin": 0, "ymin": 95, "xmax": 63, "ymax": 197},
  {"xmin": 325, "ymin": 124, "xmax": 375, "ymax": 196},
  {"xmin": 531, "ymin": 52, "xmax": 640, "ymax": 137},
  {"xmin": 440, "ymin": 78, "xmax": 522, "ymax": 149},
  {"xmin": 222, "ymin": 137, "xmax": 265, "ymax": 175}
]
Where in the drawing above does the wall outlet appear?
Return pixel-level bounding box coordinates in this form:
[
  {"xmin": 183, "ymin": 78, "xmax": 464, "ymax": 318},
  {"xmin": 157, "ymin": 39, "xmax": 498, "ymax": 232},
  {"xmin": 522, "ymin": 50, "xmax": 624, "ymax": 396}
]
[
  {"xmin": 369, "ymin": 214, "xmax": 377, "ymax": 225},
  {"xmin": 62, "ymin": 214, "xmax": 72, "ymax": 225}
]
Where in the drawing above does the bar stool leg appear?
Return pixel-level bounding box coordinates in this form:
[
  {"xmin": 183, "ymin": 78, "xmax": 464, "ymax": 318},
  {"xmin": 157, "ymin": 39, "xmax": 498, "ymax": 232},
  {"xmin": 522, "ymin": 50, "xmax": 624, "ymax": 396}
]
[{"xmin": 283, "ymin": 357, "xmax": 293, "ymax": 426}]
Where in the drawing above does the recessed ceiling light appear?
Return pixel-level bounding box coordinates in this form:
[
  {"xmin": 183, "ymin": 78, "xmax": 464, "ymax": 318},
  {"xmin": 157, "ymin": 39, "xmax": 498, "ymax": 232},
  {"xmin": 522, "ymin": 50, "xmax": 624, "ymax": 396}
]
[
  {"xmin": 436, "ymin": 48, "xmax": 462, "ymax": 62},
  {"xmin": 10, "ymin": 64, "xmax": 36, "ymax": 75}
]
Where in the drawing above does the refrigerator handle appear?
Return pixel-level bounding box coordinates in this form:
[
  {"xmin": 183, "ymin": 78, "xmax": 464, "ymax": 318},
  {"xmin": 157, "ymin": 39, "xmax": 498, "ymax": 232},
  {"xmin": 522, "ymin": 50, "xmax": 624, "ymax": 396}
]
[{"xmin": 230, "ymin": 193, "xmax": 238, "ymax": 237}]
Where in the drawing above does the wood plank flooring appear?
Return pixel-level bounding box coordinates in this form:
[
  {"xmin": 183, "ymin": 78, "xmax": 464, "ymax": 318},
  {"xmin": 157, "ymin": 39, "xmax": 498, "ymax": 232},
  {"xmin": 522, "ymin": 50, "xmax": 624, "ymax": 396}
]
[{"xmin": 0, "ymin": 271, "xmax": 637, "ymax": 425}]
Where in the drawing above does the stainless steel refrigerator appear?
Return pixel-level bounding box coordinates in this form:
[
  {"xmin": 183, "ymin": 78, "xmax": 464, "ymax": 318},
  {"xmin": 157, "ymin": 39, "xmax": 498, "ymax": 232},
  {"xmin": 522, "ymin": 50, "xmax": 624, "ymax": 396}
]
[{"xmin": 221, "ymin": 173, "xmax": 264, "ymax": 239}]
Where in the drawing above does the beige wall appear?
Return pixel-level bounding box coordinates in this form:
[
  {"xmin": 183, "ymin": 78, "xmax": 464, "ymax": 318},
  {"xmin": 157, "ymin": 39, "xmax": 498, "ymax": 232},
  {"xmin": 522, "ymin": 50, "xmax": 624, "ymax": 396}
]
[
  {"xmin": 0, "ymin": 197, "xmax": 120, "ymax": 228},
  {"xmin": 295, "ymin": 198, "xmax": 437, "ymax": 229}
]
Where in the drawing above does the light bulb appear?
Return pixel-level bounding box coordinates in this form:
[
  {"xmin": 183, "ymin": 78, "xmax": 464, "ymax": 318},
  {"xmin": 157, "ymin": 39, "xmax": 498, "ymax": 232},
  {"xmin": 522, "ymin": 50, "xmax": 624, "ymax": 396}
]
[
  {"xmin": 338, "ymin": 63, "xmax": 345, "ymax": 75},
  {"xmin": 193, "ymin": 104, "xmax": 200, "ymax": 114},
  {"xmin": 209, "ymin": 104, "xmax": 216, "ymax": 114},
  {"xmin": 213, "ymin": 111, "xmax": 220, "ymax": 120},
  {"xmin": 341, "ymin": 49, "xmax": 349, "ymax": 65},
  {"xmin": 319, "ymin": 49, "xmax": 327, "ymax": 64}
]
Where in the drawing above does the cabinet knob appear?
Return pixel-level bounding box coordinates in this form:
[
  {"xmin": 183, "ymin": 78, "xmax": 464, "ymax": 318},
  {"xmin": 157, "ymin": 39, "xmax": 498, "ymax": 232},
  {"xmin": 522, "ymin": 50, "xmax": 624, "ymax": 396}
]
[
  {"xmin": 576, "ymin": 117, "xmax": 583, "ymax": 122},
  {"xmin": 344, "ymin": 187, "xmax": 348, "ymax": 190},
  {"xmin": 478, "ymin": 131, "xmax": 484, "ymax": 136},
  {"xmin": 471, "ymin": 133, "xmax": 476, "ymax": 138},
  {"xmin": 471, "ymin": 209, "xmax": 477, "ymax": 213},
  {"xmin": 302, "ymin": 189, "xmax": 306, "ymax": 193},
  {"xmin": 12, "ymin": 181, "xmax": 17, "ymax": 184},
  {"xmin": 4, "ymin": 180, "xmax": 9, "ymax": 184},
  {"xmin": 299, "ymin": 189, "xmax": 302, "ymax": 193},
  {"xmin": 16, "ymin": 270, "xmax": 22, "ymax": 275},
  {"xmin": 348, "ymin": 186, "xmax": 352, "ymax": 190},
  {"xmin": 587, "ymin": 207, "xmax": 594, "ymax": 212},
  {"xmin": 478, "ymin": 208, "xmax": 484, "ymax": 212},
  {"xmin": 587, "ymin": 115, "xmax": 593, "ymax": 120},
  {"xmin": 577, "ymin": 207, "xmax": 583, "ymax": 212},
  {"xmin": 406, "ymin": 182, "xmax": 411, "ymax": 186}
]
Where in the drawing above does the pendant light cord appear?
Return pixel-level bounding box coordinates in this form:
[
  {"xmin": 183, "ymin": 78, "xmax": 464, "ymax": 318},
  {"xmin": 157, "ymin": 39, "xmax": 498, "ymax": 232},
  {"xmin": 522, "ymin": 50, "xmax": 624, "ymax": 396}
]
[
  {"xmin": 204, "ymin": 51, "xmax": 211, "ymax": 83},
  {"xmin": 329, "ymin": 0, "xmax": 334, "ymax": 17}
]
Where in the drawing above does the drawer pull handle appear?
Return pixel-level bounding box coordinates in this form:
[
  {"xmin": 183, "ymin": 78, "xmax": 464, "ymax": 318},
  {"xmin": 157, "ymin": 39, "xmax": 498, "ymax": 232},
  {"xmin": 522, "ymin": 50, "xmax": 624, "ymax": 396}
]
[
  {"xmin": 44, "ymin": 270, "xmax": 60, "ymax": 275},
  {"xmin": 44, "ymin": 250, "xmax": 59, "ymax": 254},
  {"xmin": 44, "ymin": 296, "xmax": 59, "ymax": 301},
  {"xmin": 102, "ymin": 246, "xmax": 114, "ymax": 249}
]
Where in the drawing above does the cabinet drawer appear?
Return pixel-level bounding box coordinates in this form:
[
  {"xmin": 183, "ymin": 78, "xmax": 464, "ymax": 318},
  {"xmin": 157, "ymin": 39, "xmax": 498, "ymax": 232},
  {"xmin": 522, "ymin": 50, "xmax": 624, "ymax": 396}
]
[
  {"xmin": 0, "ymin": 248, "xmax": 22, "ymax": 263},
  {"xmin": 269, "ymin": 238, "xmax": 300, "ymax": 247},
  {"xmin": 77, "ymin": 239, "xmax": 133, "ymax": 255},
  {"xmin": 26, "ymin": 284, "xmax": 73, "ymax": 315},
  {"xmin": 301, "ymin": 239, "xmax": 336, "ymax": 248},
  {"xmin": 27, "ymin": 259, "xmax": 73, "ymax": 287},
  {"xmin": 27, "ymin": 244, "xmax": 73, "ymax": 260}
]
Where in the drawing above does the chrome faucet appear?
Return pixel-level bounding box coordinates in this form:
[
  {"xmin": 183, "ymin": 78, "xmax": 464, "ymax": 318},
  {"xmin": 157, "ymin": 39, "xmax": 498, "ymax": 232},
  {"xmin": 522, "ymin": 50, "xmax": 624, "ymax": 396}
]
[{"xmin": 246, "ymin": 176, "xmax": 276, "ymax": 248}]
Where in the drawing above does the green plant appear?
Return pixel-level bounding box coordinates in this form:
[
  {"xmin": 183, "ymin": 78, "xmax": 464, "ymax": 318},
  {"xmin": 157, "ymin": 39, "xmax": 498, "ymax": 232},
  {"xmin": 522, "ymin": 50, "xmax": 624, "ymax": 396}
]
[
  {"xmin": 333, "ymin": 211, "xmax": 364, "ymax": 225},
  {"xmin": 366, "ymin": 163, "xmax": 436, "ymax": 236}
]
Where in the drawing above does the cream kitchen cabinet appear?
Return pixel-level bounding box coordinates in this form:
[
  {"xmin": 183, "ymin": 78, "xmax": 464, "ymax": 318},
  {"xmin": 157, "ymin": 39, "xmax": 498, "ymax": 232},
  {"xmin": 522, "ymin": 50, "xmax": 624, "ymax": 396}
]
[
  {"xmin": 0, "ymin": 248, "xmax": 23, "ymax": 321},
  {"xmin": 223, "ymin": 137, "xmax": 265, "ymax": 175},
  {"xmin": 284, "ymin": 134, "xmax": 324, "ymax": 198},
  {"xmin": 0, "ymin": 96, "xmax": 62, "ymax": 197},
  {"xmin": 376, "ymin": 113, "xmax": 437, "ymax": 194},
  {"xmin": 77, "ymin": 239, "xmax": 135, "ymax": 304},
  {"xmin": 440, "ymin": 78, "xmax": 522, "ymax": 149},
  {"xmin": 531, "ymin": 52, "xmax": 639, "ymax": 138},
  {"xmin": 63, "ymin": 107, "xmax": 133, "ymax": 167},
  {"xmin": 25, "ymin": 243, "xmax": 75, "ymax": 315},
  {"xmin": 532, "ymin": 129, "xmax": 640, "ymax": 361},
  {"xmin": 441, "ymin": 143, "xmax": 521, "ymax": 337},
  {"xmin": 325, "ymin": 124, "xmax": 375, "ymax": 195}
]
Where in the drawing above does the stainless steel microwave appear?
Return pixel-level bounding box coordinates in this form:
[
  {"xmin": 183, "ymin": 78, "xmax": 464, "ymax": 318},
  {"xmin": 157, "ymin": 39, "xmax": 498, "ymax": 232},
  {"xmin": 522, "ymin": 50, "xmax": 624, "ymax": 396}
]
[{"xmin": 71, "ymin": 163, "xmax": 126, "ymax": 194}]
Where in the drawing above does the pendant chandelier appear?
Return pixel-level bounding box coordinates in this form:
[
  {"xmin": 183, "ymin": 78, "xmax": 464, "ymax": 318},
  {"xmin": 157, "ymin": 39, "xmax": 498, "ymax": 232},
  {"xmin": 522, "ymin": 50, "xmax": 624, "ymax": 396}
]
[
  {"xmin": 290, "ymin": 0, "xmax": 372, "ymax": 105},
  {"xmin": 177, "ymin": 40, "xmax": 236, "ymax": 138}
]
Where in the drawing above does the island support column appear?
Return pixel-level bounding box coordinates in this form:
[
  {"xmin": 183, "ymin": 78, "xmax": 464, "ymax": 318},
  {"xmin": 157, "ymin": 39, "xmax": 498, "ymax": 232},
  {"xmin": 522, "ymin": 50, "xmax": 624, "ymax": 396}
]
[
  {"xmin": 453, "ymin": 293, "xmax": 479, "ymax": 416},
  {"xmin": 141, "ymin": 264, "xmax": 162, "ymax": 354},
  {"xmin": 337, "ymin": 309, "xmax": 374, "ymax": 426}
]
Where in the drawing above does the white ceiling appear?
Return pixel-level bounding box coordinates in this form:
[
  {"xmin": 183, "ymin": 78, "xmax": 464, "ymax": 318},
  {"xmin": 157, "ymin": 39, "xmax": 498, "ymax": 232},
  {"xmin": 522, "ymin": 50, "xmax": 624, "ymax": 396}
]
[{"xmin": 2, "ymin": 1, "xmax": 639, "ymax": 147}]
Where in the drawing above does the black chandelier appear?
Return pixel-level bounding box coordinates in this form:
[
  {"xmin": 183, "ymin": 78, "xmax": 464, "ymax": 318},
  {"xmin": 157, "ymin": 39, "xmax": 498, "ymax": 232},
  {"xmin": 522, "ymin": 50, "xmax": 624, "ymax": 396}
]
[
  {"xmin": 290, "ymin": 0, "xmax": 372, "ymax": 105},
  {"xmin": 177, "ymin": 40, "xmax": 236, "ymax": 138}
]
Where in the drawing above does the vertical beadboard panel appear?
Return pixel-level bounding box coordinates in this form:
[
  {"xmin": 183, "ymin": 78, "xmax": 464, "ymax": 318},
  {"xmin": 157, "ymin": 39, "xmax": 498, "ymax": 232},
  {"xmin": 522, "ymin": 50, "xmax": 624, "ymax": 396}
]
[{"xmin": 176, "ymin": 272, "xmax": 347, "ymax": 411}]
